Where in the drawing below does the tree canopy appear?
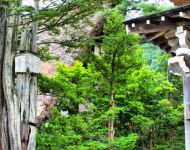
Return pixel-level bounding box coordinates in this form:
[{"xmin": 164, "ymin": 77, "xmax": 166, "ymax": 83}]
[{"xmin": 36, "ymin": 1, "xmax": 185, "ymax": 149}]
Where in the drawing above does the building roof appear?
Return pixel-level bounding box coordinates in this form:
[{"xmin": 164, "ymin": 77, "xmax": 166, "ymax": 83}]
[
  {"xmin": 123, "ymin": 4, "xmax": 190, "ymax": 24},
  {"xmin": 123, "ymin": 4, "xmax": 190, "ymax": 55},
  {"xmin": 171, "ymin": 0, "xmax": 190, "ymax": 6}
]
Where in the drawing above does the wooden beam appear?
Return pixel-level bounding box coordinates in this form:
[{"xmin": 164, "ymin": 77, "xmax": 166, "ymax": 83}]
[
  {"xmin": 168, "ymin": 56, "xmax": 190, "ymax": 76},
  {"xmin": 165, "ymin": 29, "xmax": 177, "ymax": 39},
  {"xmin": 130, "ymin": 24, "xmax": 175, "ymax": 34},
  {"xmin": 176, "ymin": 26, "xmax": 190, "ymax": 48},
  {"xmin": 168, "ymin": 38, "xmax": 179, "ymax": 47},
  {"xmin": 145, "ymin": 31, "xmax": 166, "ymax": 41},
  {"xmin": 177, "ymin": 21, "xmax": 190, "ymax": 31},
  {"xmin": 179, "ymin": 12, "xmax": 190, "ymax": 19}
]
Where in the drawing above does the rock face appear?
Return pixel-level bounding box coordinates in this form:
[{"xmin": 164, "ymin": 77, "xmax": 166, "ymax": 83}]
[
  {"xmin": 37, "ymin": 14, "xmax": 100, "ymax": 123},
  {"xmin": 37, "ymin": 29, "xmax": 76, "ymax": 122},
  {"xmin": 37, "ymin": 94, "xmax": 56, "ymax": 125},
  {"xmin": 37, "ymin": 29, "xmax": 78, "ymax": 122},
  {"xmin": 38, "ymin": 31, "xmax": 75, "ymax": 67},
  {"xmin": 40, "ymin": 61, "xmax": 57, "ymax": 76}
]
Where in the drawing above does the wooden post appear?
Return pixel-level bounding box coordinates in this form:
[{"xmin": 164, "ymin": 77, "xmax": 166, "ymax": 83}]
[
  {"xmin": 27, "ymin": 1, "xmax": 40, "ymax": 149},
  {"xmin": 0, "ymin": 1, "xmax": 40, "ymax": 149},
  {"xmin": 2, "ymin": 2, "xmax": 22, "ymax": 149},
  {"xmin": 168, "ymin": 26, "xmax": 190, "ymax": 150},
  {"xmin": 183, "ymin": 75, "xmax": 190, "ymax": 149}
]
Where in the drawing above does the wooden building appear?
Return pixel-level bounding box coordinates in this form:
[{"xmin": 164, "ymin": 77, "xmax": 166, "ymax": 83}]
[
  {"xmin": 123, "ymin": 4, "xmax": 190, "ymax": 150},
  {"xmin": 124, "ymin": 4, "xmax": 190, "ymax": 55}
]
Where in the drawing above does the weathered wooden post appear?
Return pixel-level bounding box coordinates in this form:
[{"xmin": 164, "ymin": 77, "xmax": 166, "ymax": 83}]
[
  {"xmin": 183, "ymin": 75, "xmax": 190, "ymax": 149},
  {"xmin": 15, "ymin": 52, "xmax": 40, "ymax": 149},
  {"xmin": 168, "ymin": 26, "xmax": 190, "ymax": 149},
  {"xmin": 0, "ymin": 1, "xmax": 40, "ymax": 149}
]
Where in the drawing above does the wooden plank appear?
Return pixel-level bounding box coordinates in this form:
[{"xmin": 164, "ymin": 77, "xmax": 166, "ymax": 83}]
[
  {"xmin": 27, "ymin": 76, "xmax": 38, "ymax": 150},
  {"xmin": 179, "ymin": 12, "xmax": 190, "ymax": 19},
  {"xmin": 16, "ymin": 74, "xmax": 30, "ymax": 150},
  {"xmin": 168, "ymin": 38, "xmax": 179, "ymax": 47},
  {"xmin": 165, "ymin": 29, "xmax": 177, "ymax": 39},
  {"xmin": 145, "ymin": 31, "xmax": 166, "ymax": 41},
  {"xmin": 130, "ymin": 25, "xmax": 175, "ymax": 34},
  {"xmin": 15, "ymin": 53, "xmax": 40, "ymax": 73},
  {"xmin": 27, "ymin": 1, "xmax": 39, "ymax": 149}
]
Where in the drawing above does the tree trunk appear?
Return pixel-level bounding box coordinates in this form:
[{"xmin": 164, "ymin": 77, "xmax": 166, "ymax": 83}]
[
  {"xmin": 139, "ymin": 131, "xmax": 145, "ymax": 150},
  {"xmin": 148, "ymin": 127, "xmax": 154, "ymax": 150},
  {"xmin": 2, "ymin": 3, "xmax": 21, "ymax": 149},
  {"xmin": 0, "ymin": 1, "xmax": 39, "ymax": 150},
  {"xmin": 0, "ymin": 4, "xmax": 7, "ymax": 148},
  {"xmin": 108, "ymin": 78, "xmax": 115, "ymax": 149}
]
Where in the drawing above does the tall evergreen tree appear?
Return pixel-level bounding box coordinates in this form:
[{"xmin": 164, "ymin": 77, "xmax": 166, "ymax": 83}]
[{"xmin": 93, "ymin": 9, "xmax": 143, "ymax": 145}]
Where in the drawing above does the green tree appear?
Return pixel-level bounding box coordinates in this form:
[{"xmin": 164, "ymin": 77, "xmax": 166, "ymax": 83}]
[
  {"xmin": 37, "ymin": 2, "xmax": 185, "ymax": 150},
  {"xmin": 37, "ymin": 61, "xmax": 139, "ymax": 150},
  {"xmin": 138, "ymin": 2, "xmax": 174, "ymax": 15},
  {"xmin": 92, "ymin": 9, "xmax": 143, "ymax": 146}
]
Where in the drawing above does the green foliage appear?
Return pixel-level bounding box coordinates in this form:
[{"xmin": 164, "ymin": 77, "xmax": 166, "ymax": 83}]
[
  {"xmin": 37, "ymin": 56, "xmax": 184, "ymax": 149},
  {"xmin": 138, "ymin": 2, "xmax": 174, "ymax": 15},
  {"xmin": 95, "ymin": 9, "xmax": 144, "ymax": 82},
  {"xmin": 37, "ymin": 2, "xmax": 185, "ymax": 150},
  {"xmin": 114, "ymin": 134, "xmax": 139, "ymax": 150},
  {"xmin": 131, "ymin": 115, "xmax": 154, "ymax": 131},
  {"xmin": 37, "ymin": 60, "xmax": 141, "ymax": 150},
  {"xmin": 157, "ymin": 99, "xmax": 183, "ymax": 126},
  {"xmin": 153, "ymin": 129, "xmax": 185, "ymax": 150},
  {"xmin": 142, "ymin": 43, "xmax": 169, "ymax": 72},
  {"xmin": 37, "ymin": 0, "xmax": 104, "ymax": 39},
  {"xmin": 38, "ymin": 74, "xmax": 55, "ymax": 93},
  {"xmin": 37, "ymin": 45, "xmax": 59, "ymax": 61}
]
